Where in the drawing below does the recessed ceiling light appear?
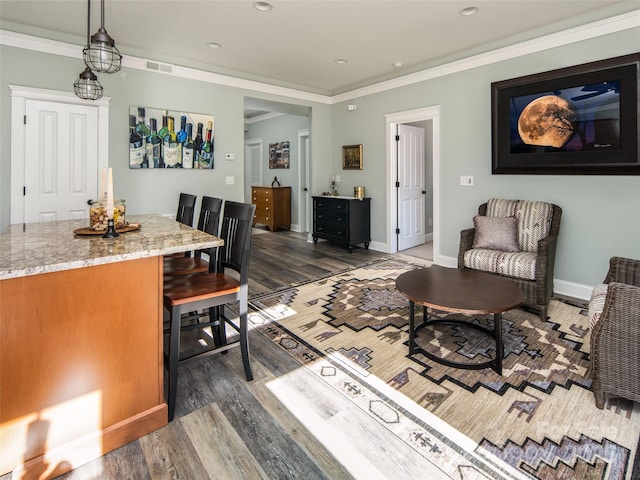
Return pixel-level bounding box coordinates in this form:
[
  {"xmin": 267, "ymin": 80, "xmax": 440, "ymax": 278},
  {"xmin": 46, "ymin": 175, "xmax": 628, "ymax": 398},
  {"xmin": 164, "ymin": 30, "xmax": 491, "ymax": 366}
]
[
  {"xmin": 253, "ymin": 1, "xmax": 272, "ymax": 11},
  {"xmin": 207, "ymin": 42, "xmax": 222, "ymax": 49},
  {"xmin": 335, "ymin": 59, "xmax": 348, "ymax": 65},
  {"xmin": 393, "ymin": 61, "xmax": 403, "ymax": 68},
  {"xmin": 460, "ymin": 6, "xmax": 478, "ymax": 16}
]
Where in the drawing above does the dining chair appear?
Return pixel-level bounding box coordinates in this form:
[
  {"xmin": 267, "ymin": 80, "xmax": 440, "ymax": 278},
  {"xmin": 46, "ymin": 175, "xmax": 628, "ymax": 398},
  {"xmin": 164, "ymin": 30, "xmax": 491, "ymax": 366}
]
[
  {"xmin": 163, "ymin": 196, "xmax": 223, "ymax": 277},
  {"xmin": 163, "ymin": 200, "xmax": 256, "ymax": 421}
]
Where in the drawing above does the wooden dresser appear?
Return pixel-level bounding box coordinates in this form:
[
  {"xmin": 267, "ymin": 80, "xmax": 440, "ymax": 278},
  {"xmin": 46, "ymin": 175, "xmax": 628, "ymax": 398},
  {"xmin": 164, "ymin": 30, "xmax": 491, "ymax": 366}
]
[
  {"xmin": 252, "ymin": 186, "xmax": 291, "ymax": 231},
  {"xmin": 312, "ymin": 196, "xmax": 371, "ymax": 253}
]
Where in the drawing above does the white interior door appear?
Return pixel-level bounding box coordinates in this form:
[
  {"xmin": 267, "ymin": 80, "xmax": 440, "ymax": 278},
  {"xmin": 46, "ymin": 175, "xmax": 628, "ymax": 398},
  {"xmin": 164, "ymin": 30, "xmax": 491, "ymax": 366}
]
[
  {"xmin": 24, "ymin": 100, "xmax": 98, "ymax": 222},
  {"xmin": 245, "ymin": 138, "xmax": 263, "ymax": 202},
  {"xmin": 397, "ymin": 123, "xmax": 426, "ymax": 250},
  {"xmin": 298, "ymin": 130, "xmax": 310, "ymax": 233}
]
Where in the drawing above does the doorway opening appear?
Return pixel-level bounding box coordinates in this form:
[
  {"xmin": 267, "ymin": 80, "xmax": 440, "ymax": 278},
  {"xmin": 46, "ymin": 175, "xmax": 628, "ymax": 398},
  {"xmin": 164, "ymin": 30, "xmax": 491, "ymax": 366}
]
[
  {"xmin": 244, "ymin": 97, "xmax": 311, "ymax": 233},
  {"xmin": 385, "ymin": 106, "xmax": 440, "ymax": 263}
]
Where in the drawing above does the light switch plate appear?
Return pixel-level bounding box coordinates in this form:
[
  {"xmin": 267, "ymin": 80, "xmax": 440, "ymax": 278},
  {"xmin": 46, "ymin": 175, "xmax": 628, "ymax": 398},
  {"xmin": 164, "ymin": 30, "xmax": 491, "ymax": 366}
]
[
  {"xmin": 225, "ymin": 176, "xmax": 234, "ymax": 185},
  {"xmin": 460, "ymin": 176, "xmax": 474, "ymax": 186}
]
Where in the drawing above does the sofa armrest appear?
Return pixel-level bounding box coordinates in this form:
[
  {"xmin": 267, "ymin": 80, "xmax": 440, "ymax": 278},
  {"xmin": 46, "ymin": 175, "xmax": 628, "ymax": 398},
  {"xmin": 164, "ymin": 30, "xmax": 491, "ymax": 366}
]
[
  {"xmin": 534, "ymin": 234, "xmax": 558, "ymax": 304},
  {"xmin": 458, "ymin": 228, "xmax": 476, "ymax": 268},
  {"xmin": 605, "ymin": 256, "xmax": 640, "ymax": 287}
]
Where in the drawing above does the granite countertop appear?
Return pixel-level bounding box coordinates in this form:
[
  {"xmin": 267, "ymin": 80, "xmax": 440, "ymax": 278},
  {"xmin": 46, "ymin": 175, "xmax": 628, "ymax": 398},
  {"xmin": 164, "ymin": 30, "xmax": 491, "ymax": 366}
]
[{"xmin": 0, "ymin": 214, "xmax": 222, "ymax": 280}]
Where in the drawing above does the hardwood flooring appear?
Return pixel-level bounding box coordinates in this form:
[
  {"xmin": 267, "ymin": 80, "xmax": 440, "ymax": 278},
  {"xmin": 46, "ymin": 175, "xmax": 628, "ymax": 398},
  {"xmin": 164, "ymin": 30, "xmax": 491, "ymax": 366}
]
[{"xmin": 4, "ymin": 231, "xmax": 395, "ymax": 480}]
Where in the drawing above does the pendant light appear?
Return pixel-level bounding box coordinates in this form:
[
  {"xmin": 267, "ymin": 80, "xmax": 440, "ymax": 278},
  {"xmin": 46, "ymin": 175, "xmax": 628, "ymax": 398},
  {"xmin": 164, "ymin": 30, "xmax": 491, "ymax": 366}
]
[
  {"xmin": 74, "ymin": 65, "xmax": 103, "ymax": 100},
  {"xmin": 83, "ymin": 0, "xmax": 122, "ymax": 74},
  {"xmin": 74, "ymin": 0, "xmax": 103, "ymax": 100}
]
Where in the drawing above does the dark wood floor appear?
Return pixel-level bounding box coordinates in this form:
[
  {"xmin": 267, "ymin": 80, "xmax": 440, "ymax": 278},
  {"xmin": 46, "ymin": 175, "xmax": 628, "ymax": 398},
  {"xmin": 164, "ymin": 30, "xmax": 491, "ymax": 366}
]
[
  {"xmin": 5, "ymin": 231, "xmax": 390, "ymax": 480},
  {"xmin": 247, "ymin": 229, "xmax": 387, "ymax": 296}
]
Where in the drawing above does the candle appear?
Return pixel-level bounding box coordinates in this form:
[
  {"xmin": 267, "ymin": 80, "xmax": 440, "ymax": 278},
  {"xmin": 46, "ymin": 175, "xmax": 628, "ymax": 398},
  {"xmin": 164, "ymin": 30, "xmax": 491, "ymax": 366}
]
[
  {"xmin": 100, "ymin": 168, "xmax": 106, "ymax": 200},
  {"xmin": 106, "ymin": 167, "xmax": 114, "ymax": 219}
]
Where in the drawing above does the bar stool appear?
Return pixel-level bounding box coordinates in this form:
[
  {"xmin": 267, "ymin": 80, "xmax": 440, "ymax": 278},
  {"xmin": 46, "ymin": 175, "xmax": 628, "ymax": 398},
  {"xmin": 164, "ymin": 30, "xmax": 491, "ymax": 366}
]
[
  {"xmin": 163, "ymin": 201, "xmax": 256, "ymax": 421},
  {"xmin": 164, "ymin": 196, "xmax": 223, "ymax": 277},
  {"xmin": 176, "ymin": 193, "xmax": 197, "ymax": 226}
]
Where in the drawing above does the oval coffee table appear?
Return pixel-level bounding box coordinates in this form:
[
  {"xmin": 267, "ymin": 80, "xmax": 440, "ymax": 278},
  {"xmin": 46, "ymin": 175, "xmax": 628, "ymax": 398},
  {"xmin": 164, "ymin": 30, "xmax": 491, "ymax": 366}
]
[{"xmin": 396, "ymin": 266, "xmax": 525, "ymax": 374}]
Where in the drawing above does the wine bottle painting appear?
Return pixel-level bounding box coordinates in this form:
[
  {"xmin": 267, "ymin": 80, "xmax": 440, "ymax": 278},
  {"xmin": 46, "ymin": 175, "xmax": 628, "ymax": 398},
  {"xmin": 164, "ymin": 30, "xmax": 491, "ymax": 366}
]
[{"xmin": 129, "ymin": 106, "xmax": 214, "ymax": 169}]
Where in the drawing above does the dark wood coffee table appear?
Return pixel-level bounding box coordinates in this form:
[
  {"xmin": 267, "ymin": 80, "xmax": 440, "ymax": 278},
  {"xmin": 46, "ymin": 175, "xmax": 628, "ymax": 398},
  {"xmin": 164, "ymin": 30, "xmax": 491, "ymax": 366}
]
[{"xmin": 395, "ymin": 266, "xmax": 525, "ymax": 374}]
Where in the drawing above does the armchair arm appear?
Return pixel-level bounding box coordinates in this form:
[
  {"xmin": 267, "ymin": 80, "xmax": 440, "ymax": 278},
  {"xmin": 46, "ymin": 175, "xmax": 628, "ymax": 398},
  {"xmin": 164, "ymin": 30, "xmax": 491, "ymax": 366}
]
[
  {"xmin": 534, "ymin": 234, "xmax": 558, "ymax": 305},
  {"xmin": 591, "ymin": 281, "xmax": 640, "ymax": 362},
  {"xmin": 458, "ymin": 228, "xmax": 476, "ymax": 268},
  {"xmin": 604, "ymin": 256, "xmax": 640, "ymax": 287}
]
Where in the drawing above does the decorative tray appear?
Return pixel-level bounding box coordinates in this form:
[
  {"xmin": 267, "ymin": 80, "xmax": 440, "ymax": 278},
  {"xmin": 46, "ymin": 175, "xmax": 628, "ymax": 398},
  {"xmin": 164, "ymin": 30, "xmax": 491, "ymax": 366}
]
[{"xmin": 73, "ymin": 223, "xmax": 141, "ymax": 236}]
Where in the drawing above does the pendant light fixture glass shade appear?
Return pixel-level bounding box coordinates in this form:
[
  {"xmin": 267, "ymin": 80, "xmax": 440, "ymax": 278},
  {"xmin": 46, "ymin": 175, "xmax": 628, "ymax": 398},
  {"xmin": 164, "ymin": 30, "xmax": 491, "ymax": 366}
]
[
  {"xmin": 74, "ymin": 0, "xmax": 103, "ymax": 100},
  {"xmin": 83, "ymin": 0, "xmax": 122, "ymax": 74},
  {"xmin": 74, "ymin": 65, "xmax": 103, "ymax": 100}
]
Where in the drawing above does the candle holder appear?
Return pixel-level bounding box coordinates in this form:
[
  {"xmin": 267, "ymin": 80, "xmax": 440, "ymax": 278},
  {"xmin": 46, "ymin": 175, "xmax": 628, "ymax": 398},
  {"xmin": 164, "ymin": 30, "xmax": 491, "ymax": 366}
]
[{"xmin": 102, "ymin": 218, "xmax": 120, "ymax": 238}]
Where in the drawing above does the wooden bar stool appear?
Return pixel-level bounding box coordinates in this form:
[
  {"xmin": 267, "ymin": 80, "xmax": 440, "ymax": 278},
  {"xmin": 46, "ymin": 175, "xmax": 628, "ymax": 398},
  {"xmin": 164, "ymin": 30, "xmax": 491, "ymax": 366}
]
[
  {"xmin": 164, "ymin": 196, "xmax": 223, "ymax": 277},
  {"xmin": 163, "ymin": 201, "xmax": 256, "ymax": 421}
]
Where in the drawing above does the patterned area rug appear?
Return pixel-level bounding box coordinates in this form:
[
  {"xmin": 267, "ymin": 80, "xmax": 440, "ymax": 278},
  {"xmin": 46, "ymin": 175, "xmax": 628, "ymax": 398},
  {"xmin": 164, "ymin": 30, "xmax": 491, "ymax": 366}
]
[{"xmin": 249, "ymin": 258, "xmax": 640, "ymax": 480}]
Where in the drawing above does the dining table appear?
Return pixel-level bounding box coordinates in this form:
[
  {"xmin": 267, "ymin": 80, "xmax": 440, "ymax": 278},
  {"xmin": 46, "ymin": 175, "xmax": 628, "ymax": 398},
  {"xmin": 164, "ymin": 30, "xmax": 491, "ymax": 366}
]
[{"xmin": 0, "ymin": 214, "xmax": 223, "ymax": 478}]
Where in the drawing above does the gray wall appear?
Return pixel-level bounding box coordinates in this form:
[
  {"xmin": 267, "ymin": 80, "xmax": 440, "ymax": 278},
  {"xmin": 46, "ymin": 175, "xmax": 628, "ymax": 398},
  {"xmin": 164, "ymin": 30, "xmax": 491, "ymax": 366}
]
[
  {"xmin": 244, "ymin": 114, "xmax": 310, "ymax": 225},
  {"xmin": 0, "ymin": 44, "xmax": 331, "ymax": 228},
  {"xmin": 1, "ymin": 26, "xmax": 639, "ymax": 290},
  {"xmin": 329, "ymin": 29, "xmax": 640, "ymax": 288}
]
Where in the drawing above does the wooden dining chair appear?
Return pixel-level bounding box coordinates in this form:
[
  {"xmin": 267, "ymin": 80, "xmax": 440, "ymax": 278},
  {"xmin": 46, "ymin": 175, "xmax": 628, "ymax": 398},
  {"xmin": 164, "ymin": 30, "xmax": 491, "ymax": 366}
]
[
  {"xmin": 163, "ymin": 200, "xmax": 256, "ymax": 421},
  {"xmin": 163, "ymin": 196, "xmax": 223, "ymax": 277}
]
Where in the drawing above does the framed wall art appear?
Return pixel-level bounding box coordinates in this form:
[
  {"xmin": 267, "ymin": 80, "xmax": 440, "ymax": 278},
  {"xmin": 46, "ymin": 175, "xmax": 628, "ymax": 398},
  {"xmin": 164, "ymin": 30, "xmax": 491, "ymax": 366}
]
[
  {"xmin": 269, "ymin": 141, "xmax": 290, "ymax": 169},
  {"xmin": 342, "ymin": 144, "xmax": 363, "ymax": 170},
  {"xmin": 491, "ymin": 53, "xmax": 639, "ymax": 175},
  {"xmin": 129, "ymin": 106, "xmax": 215, "ymax": 169}
]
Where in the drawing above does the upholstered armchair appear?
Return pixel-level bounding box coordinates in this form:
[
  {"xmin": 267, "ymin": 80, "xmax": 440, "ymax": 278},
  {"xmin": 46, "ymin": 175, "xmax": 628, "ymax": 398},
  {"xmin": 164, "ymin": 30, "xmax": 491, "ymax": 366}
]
[
  {"xmin": 458, "ymin": 198, "xmax": 562, "ymax": 321},
  {"xmin": 588, "ymin": 256, "xmax": 640, "ymax": 409}
]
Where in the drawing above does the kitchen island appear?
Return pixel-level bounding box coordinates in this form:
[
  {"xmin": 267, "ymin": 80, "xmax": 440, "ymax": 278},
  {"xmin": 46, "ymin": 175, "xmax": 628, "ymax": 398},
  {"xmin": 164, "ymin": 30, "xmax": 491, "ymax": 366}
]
[{"xmin": 0, "ymin": 214, "xmax": 223, "ymax": 478}]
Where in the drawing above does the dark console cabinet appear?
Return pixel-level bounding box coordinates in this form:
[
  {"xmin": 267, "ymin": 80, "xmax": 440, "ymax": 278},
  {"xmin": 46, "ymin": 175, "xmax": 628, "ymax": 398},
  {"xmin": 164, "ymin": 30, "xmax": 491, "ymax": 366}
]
[{"xmin": 312, "ymin": 196, "xmax": 371, "ymax": 253}]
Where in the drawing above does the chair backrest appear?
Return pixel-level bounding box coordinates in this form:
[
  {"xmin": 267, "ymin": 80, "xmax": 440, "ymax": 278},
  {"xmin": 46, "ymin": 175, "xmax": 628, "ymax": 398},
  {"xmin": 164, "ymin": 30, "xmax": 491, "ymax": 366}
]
[
  {"xmin": 480, "ymin": 198, "xmax": 561, "ymax": 253},
  {"xmin": 176, "ymin": 193, "xmax": 197, "ymax": 226},
  {"xmin": 193, "ymin": 196, "xmax": 224, "ymax": 259},
  {"xmin": 197, "ymin": 196, "xmax": 223, "ymax": 236},
  {"xmin": 214, "ymin": 201, "xmax": 256, "ymax": 283}
]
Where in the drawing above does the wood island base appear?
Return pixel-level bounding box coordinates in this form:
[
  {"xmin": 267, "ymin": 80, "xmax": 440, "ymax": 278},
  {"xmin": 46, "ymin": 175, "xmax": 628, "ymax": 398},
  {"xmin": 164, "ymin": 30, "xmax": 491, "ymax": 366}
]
[{"xmin": 0, "ymin": 257, "xmax": 168, "ymax": 478}]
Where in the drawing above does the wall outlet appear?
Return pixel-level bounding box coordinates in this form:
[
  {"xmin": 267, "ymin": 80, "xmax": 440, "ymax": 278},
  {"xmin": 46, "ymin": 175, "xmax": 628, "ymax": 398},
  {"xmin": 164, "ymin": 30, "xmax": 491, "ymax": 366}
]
[
  {"xmin": 335, "ymin": 175, "xmax": 341, "ymax": 182},
  {"xmin": 460, "ymin": 175, "xmax": 474, "ymax": 186},
  {"xmin": 225, "ymin": 176, "xmax": 234, "ymax": 185},
  {"xmin": 225, "ymin": 153, "xmax": 235, "ymax": 160}
]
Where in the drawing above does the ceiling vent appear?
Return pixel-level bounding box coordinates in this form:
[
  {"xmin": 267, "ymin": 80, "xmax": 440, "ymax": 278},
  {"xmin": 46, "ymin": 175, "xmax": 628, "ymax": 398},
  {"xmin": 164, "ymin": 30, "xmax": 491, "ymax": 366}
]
[{"xmin": 145, "ymin": 60, "xmax": 173, "ymax": 74}]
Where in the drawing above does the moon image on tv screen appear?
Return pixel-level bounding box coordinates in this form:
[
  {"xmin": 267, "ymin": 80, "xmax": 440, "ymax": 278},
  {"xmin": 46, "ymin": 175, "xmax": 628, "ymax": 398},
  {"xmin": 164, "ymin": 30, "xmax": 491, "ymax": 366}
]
[{"xmin": 517, "ymin": 95, "xmax": 578, "ymax": 148}]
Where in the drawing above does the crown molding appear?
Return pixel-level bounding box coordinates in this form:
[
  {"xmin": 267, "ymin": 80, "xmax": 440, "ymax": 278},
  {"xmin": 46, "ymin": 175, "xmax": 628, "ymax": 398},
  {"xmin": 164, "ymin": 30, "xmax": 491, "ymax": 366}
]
[
  {"xmin": 2, "ymin": 9, "xmax": 638, "ymax": 105},
  {"xmin": 331, "ymin": 9, "xmax": 640, "ymax": 103}
]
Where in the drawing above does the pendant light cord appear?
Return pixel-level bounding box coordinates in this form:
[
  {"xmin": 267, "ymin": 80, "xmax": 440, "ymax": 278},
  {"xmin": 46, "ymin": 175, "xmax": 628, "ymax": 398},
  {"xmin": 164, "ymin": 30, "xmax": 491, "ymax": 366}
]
[{"xmin": 86, "ymin": 0, "xmax": 90, "ymax": 45}]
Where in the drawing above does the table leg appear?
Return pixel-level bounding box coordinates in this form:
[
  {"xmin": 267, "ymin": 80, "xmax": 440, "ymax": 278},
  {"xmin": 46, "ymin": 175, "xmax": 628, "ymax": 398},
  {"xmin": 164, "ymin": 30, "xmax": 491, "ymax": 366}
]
[
  {"xmin": 408, "ymin": 300, "xmax": 416, "ymax": 354},
  {"xmin": 494, "ymin": 312, "xmax": 503, "ymax": 375}
]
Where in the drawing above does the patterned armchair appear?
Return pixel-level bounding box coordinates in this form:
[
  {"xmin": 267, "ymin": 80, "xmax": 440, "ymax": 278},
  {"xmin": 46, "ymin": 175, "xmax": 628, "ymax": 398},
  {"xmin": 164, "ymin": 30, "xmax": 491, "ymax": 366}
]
[
  {"xmin": 458, "ymin": 198, "xmax": 562, "ymax": 321},
  {"xmin": 588, "ymin": 256, "xmax": 640, "ymax": 409}
]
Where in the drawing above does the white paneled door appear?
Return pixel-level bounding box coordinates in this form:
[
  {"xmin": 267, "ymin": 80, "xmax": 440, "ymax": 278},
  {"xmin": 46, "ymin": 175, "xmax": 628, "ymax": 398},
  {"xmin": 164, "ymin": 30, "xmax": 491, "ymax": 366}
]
[
  {"xmin": 24, "ymin": 100, "xmax": 98, "ymax": 223},
  {"xmin": 397, "ymin": 123, "xmax": 426, "ymax": 250}
]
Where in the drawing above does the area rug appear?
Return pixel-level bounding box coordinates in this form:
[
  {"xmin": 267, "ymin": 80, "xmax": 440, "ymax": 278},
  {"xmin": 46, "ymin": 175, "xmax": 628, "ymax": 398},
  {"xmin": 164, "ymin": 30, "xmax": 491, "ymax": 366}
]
[{"xmin": 249, "ymin": 258, "xmax": 640, "ymax": 480}]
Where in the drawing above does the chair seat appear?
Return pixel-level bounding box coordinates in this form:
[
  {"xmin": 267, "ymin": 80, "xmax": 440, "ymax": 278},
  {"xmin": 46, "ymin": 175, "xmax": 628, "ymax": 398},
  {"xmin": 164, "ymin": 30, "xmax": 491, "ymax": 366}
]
[
  {"xmin": 464, "ymin": 248, "xmax": 537, "ymax": 280},
  {"xmin": 164, "ymin": 256, "xmax": 210, "ymax": 276},
  {"xmin": 164, "ymin": 273, "xmax": 240, "ymax": 306}
]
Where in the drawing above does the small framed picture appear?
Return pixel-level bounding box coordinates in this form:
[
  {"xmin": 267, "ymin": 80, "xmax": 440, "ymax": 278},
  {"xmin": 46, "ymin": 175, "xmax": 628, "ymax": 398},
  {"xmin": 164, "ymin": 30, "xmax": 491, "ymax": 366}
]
[{"xmin": 342, "ymin": 144, "xmax": 363, "ymax": 170}]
